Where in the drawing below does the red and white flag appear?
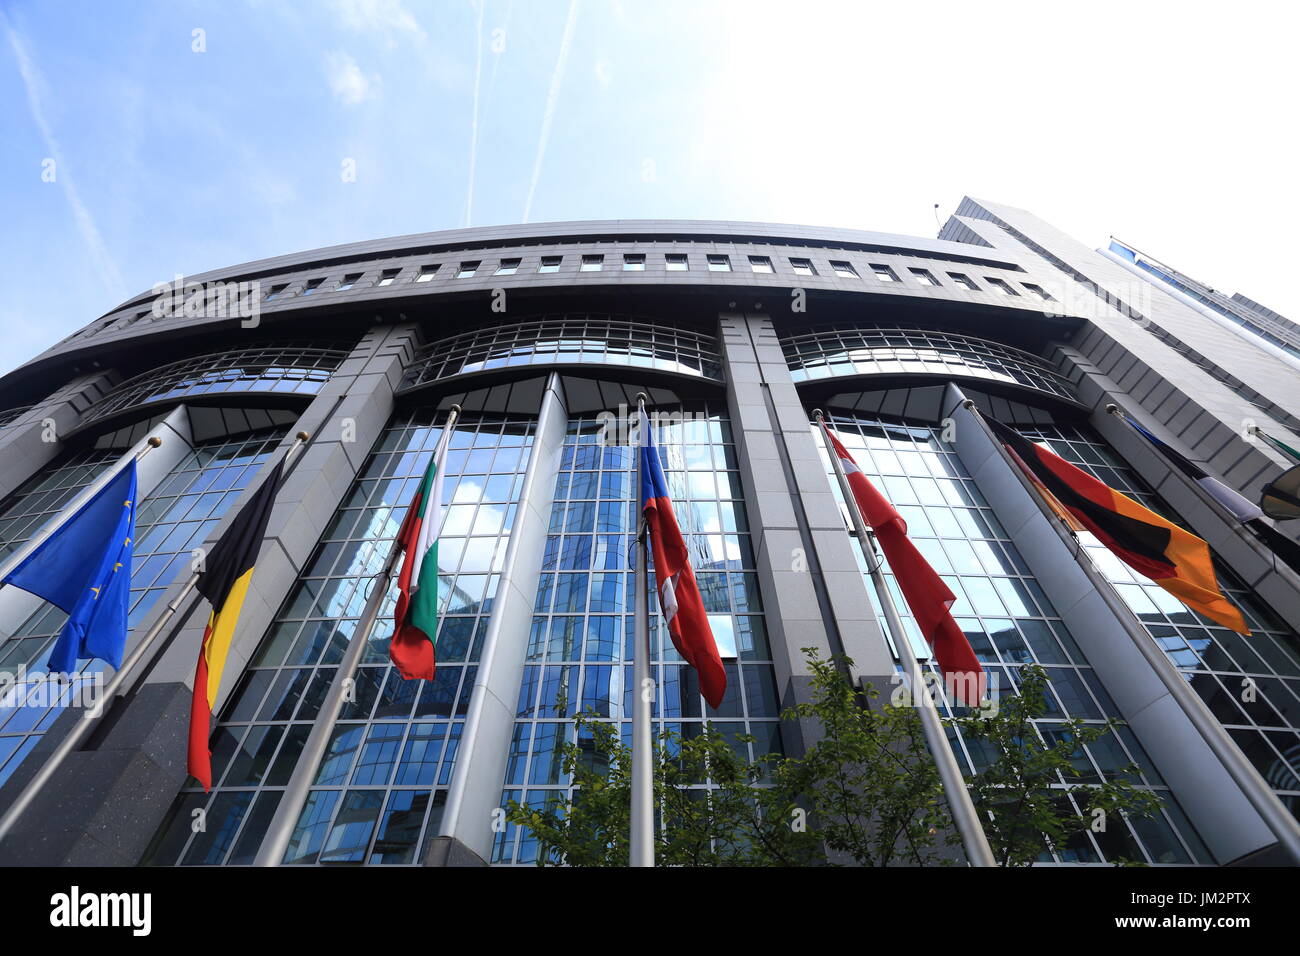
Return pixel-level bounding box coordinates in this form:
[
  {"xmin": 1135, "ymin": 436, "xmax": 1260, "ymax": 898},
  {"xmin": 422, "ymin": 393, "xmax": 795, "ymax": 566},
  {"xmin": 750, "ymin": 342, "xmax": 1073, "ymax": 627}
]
[
  {"xmin": 821, "ymin": 422, "xmax": 984, "ymax": 704},
  {"xmin": 639, "ymin": 407, "xmax": 726, "ymax": 709}
]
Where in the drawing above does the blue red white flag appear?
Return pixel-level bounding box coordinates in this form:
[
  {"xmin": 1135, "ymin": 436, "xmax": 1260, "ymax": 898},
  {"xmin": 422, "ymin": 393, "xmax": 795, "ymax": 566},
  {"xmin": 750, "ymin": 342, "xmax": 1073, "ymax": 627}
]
[{"xmin": 638, "ymin": 407, "xmax": 726, "ymax": 709}]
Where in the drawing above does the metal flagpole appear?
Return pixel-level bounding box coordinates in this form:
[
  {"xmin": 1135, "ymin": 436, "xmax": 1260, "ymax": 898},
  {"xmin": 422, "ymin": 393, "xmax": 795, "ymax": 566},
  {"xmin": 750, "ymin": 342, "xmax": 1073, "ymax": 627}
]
[
  {"xmin": 814, "ymin": 410, "xmax": 997, "ymax": 868},
  {"xmin": 961, "ymin": 397, "xmax": 1300, "ymax": 865},
  {"xmin": 0, "ymin": 430, "xmax": 312, "ymax": 847},
  {"xmin": 254, "ymin": 405, "xmax": 461, "ymax": 866},
  {"xmin": 630, "ymin": 394, "xmax": 654, "ymax": 867}
]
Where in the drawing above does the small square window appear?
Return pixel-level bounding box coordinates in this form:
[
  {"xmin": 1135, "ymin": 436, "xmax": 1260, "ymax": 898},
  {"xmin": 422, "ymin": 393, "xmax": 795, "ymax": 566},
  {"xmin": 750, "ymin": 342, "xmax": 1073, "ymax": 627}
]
[
  {"xmin": 707, "ymin": 254, "xmax": 731, "ymax": 272},
  {"xmin": 623, "ymin": 254, "xmax": 646, "ymax": 271},
  {"xmin": 1023, "ymin": 282, "xmax": 1055, "ymax": 301},
  {"xmin": 986, "ymin": 277, "xmax": 1019, "ymax": 296},
  {"xmin": 376, "ymin": 268, "xmax": 401, "ymax": 287},
  {"xmin": 948, "ymin": 272, "xmax": 978, "ymax": 290},
  {"xmin": 495, "ymin": 258, "xmax": 521, "ymax": 276},
  {"xmin": 748, "ymin": 256, "xmax": 774, "ymax": 273},
  {"xmin": 265, "ymin": 283, "xmax": 288, "ymax": 301},
  {"xmin": 830, "ymin": 260, "xmax": 858, "ymax": 278},
  {"xmin": 665, "ymin": 254, "xmax": 689, "ymax": 271},
  {"xmin": 910, "ymin": 268, "xmax": 939, "ymax": 286},
  {"xmin": 790, "ymin": 257, "xmax": 817, "ymax": 276},
  {"xmin": 416, "ymin": 264, "xmax": 439, "ymax": 282},
  {"xmin": 337, "ymin": 273, "xmax": 364, "ymax": 291},
  {"xmin": 870, "ymin": 264, "xmax": 898, "ymax": 282},
  {"xmin": 581, "ymin": 255, "xmax": 604, "ymax": 272},
  {"xmin": 300, "ymin": 277, "xmax": 325, "ymax": 295},
  {"xmin": 538, "ymin": 256, "xmax": 562, "ymax": 273},
  {"xmin": 456, "ymin": 261, "xmax": 480, "ymax": 278}
]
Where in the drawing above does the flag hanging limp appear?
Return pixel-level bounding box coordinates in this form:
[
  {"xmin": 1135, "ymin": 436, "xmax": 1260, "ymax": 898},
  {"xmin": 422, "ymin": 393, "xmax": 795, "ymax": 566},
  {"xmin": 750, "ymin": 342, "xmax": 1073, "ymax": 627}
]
[
  {"xmin": 2, "ymin": 461, "xmax": 137, "ymax": 674},
  {"xmin": 639, "ymin": 407, "xmax": 726, "ymax": 709},
  {"xmin": 986, "ymin": 417, "xmax": 1249, "ymax": 635},
  {"xmin": 1120, "ymin": 414, "xmax": 1263, "ymax": 522},
  {"xmin": 188, "ymin": 457, "xmax": 285, "ymax": 791},
  {"xmin": 820, "ymin": 424, "xmax": 983, "ymax": 703},
  {"xmin": 390, "ymin": 437, "xmax": 448, "ymax": 682}
]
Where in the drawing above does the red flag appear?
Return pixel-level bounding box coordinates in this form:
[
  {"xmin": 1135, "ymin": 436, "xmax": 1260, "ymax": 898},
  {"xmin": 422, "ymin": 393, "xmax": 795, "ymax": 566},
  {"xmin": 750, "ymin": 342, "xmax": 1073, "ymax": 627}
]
[
  {"xmin": 640, "ymin": 407, "xmax": 726, "ymax": 709},
  {"xmin": 821, "ymin": 423, "xmax": 984, "ymax": 704}
]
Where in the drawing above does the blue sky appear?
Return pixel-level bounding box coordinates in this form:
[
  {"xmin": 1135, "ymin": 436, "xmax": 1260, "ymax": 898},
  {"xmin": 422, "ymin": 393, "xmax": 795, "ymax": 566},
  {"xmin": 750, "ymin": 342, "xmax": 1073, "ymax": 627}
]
[{"xmin": 2, "ymin": 0, "xmax": 1296, "ymax": 375}]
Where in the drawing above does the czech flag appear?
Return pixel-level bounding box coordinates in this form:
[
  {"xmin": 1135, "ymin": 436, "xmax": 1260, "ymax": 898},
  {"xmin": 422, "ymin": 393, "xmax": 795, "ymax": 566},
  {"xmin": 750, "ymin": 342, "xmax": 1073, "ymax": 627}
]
[
  {"xmin": 820, "ymin": 423, "xmax": 983, "ymax": 704},
  {"xmin": 639, "ymin": 407, "xmax": 726, "ymax": 709},
  {"xmin": 985, "ymin": 417, "xmax": 1249, "ymax": 635}
]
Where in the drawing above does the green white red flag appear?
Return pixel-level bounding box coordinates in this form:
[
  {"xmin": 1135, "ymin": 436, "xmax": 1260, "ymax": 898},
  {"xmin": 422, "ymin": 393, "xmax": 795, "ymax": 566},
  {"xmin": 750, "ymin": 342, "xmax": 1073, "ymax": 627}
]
[{"xmin": 390, "ymin": 439, "xmax": 447, "ymax": 680}]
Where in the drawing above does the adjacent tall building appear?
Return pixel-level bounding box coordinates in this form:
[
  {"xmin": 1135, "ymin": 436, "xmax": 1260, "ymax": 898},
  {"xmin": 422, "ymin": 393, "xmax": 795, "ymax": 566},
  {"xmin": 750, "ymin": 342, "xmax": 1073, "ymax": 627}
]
[{"xmin": 0, "ymin": 198, "xmax": 1296, "ymax": 866}]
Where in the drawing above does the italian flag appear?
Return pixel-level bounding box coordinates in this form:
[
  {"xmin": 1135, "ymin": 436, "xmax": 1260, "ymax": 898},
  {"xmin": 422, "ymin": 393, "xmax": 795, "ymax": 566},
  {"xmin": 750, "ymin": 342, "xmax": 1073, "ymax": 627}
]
[{"xmin": 390, "ymin": 445, "xmax": 447, "ymax": 681}]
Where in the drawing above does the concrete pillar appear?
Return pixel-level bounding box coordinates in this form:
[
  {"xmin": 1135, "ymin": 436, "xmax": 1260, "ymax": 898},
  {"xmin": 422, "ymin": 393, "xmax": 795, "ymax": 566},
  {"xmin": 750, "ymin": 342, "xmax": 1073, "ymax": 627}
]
[
  {"xmin": 717, "ymin": 312, "xmax": 893, "ymax": 752},
  {"xmin": 0, "ymin": 324, "xmax": 421, "ymax": 866},
  {"xmin": 0, "ymin": 371, "xmax": 118, "ymax": 502},
  {"xmin": 944, "ymin": 382, "xmax": 1276, "ymax": 864},
  {"xmin": 429, "ymin": 373, "xmax": 567, "ymax": 866}
]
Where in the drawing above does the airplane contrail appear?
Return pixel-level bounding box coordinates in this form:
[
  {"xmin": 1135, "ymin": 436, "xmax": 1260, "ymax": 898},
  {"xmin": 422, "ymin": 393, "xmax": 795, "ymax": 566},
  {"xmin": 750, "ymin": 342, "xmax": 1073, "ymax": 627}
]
[
  {"xmin": 522, "ymin": 0, "xmax": 580, "ymax": 224},
  {"xmin": 463, "ymin": 0, "xmax": 485, "ymax": 227},
  {"xmin": 3, "ymin": 11, "xmax": 125, "ymax": 302}
]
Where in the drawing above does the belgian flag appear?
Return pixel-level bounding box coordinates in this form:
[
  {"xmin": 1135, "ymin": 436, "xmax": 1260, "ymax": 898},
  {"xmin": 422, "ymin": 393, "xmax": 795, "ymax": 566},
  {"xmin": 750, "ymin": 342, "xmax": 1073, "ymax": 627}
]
[
  {"xmin": 187, "ymin": 456, "xmax": 286, "ymax": 791},
  {"xmin": 985, "ymin": 417, "xmax": 1249, "ymax": 635}
]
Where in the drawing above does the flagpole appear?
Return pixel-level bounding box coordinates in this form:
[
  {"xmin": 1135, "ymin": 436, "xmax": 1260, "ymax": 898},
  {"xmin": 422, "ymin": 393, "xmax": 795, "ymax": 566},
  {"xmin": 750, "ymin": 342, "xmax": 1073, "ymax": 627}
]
[
  {"xmin": 0, "ymin": 434, "xmax": 165, "ymax": 595},
  {"xmin": 0, "ymin": 430, "xmax": 312, "ymax": 848},
  {"xmin": 630, "ymin": 394, "xmax": 654, "ymax": 867},
  {"xmin": 961, "ymin": 397, "xmax": 1300, "ymax": 865},
  {"xmin": 253, "ymin": 406, "xmax": 461, "ymax": 866},
  {"xmin": 814, "ymin": 410, "xmax": 997, "ymax": 868}
]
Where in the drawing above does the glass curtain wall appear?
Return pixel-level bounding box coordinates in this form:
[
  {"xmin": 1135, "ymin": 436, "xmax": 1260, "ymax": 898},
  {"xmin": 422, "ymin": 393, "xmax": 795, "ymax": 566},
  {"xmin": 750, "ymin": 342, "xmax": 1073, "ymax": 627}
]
[
  {"xmin": 814, "ymin": 408, "xmax": 1212, "ymax": 864},
  {"xmin": 1019, "ymin": 422, "xmax": 1300, "ymax": 817},
  {"xmin": 0, "ymin": 427, "xmax": 288, "ymax": 788},
  {"xmin": 144, "ymin": 398, "xmax": 536, "ymax": 866},
  {"xmin": 492, "ymin": 400, "xmax": 779, "ymax": 865}
]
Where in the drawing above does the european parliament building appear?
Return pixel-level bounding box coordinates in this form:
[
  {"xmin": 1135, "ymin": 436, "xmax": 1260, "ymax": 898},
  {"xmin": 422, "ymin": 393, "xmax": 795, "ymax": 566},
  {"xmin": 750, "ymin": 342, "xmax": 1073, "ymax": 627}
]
[{"xmin": 0, "ymin": 198, "xmax": 1297, "ymax": 867}]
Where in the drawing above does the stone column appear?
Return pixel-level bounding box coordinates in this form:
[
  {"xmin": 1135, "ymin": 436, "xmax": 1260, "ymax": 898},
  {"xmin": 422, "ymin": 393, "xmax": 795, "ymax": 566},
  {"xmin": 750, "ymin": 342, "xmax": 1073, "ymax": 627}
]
[
  {"xmin": 717, "ymin": 311, "xmax": 893, "ymax": 753},
  {"xmin": 427, "ymin": 373, "xmax": 567, "ymax": 867}
]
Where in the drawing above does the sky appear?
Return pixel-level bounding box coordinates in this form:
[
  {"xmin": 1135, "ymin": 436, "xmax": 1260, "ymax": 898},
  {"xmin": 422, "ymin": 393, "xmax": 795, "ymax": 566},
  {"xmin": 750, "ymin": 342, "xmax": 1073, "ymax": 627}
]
[{"xmin": 1, "ymin": 0, "xmax": 1297, "ymax": 375}]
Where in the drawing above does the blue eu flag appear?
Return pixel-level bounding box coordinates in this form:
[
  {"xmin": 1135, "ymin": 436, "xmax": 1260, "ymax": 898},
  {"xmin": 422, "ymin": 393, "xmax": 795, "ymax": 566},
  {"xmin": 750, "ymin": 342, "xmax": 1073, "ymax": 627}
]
[{"xmin": 2, "ymin": 461, "xmax": 138, "ymax": 673}]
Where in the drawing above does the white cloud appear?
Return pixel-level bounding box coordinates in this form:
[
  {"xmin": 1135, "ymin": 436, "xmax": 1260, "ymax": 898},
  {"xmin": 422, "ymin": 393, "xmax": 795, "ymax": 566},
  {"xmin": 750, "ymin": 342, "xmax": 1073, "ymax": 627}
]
[
  {"xmin": 523, "ymin": 0, "xmax": 581, "ymax": 223},
  {"xmin": 326, "ymin": 51, "xmax": 381, "ymax": 106}
]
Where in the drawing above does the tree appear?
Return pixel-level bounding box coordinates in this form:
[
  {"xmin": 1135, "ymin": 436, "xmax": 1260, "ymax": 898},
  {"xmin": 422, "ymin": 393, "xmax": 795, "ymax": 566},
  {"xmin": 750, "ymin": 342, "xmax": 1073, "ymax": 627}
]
[
  {"xmin": 506, "ymin": 650, "xmax": 1161, "ymax": 866},
  {"xmin": 955, "ymin": 662, "xmax": 1161, "ymax": 866}
]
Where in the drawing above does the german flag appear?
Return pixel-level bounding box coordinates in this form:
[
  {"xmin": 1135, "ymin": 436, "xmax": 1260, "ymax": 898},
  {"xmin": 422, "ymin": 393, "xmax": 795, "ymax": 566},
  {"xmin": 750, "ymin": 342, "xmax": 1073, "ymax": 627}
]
[
  {"xmin": 187, "ymin": 456, "xmax": 286, "ymax": 790},
  {"xmin": 985, "ymin": 417, "xmax": 1249, "ymax": 635}
]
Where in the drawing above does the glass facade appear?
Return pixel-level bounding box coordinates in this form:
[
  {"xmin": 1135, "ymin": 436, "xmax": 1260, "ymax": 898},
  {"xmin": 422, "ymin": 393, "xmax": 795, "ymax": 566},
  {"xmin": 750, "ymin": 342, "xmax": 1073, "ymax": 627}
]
[
  {"xmin": 0, "ymin": 447, "xmax": 120, "ymax": 564},
  {"xmin": 0, "ymin": 427, "xmax": 288, "ymax": 788},
  {"xmin": 401, "ymin": 315, "xmax": 723, "ymax": 390},
  {"xmin": 815, "ymin": 409, "xmax": 1212, "ymax": 864},
  {"xmin": 492, "ymin": 402, "xmax": 779, "ymax": 865},
  {"xmin": 784, "ymin": 326, "xmax": 1075, "ymax": 402},
  {"xmin": 1019, "ymin": 422, "xmax": 1300, "ymax": 817},
  {"xmin": 82, "ymin": 344, "xmax": 348, "ymax": 428},
  {"xmin": 143, "ymin": 403, "xmax": 536, "ymax": 866}
]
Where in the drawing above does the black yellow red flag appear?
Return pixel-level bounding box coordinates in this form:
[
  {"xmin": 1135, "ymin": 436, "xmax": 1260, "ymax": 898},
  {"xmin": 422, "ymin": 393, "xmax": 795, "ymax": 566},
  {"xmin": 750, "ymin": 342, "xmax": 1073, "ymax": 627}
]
[
  {"xmin": 187, "ymin": 456, "xmax": 286, "ymax": 790},
  {"xmin": 986, "ymin": 418, "xmax": 1249, "ymax": 635}
]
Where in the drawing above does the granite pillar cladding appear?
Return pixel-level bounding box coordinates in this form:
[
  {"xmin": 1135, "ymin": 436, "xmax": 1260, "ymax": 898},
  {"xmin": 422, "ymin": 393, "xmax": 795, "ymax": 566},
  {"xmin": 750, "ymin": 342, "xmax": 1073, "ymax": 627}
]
[
  {"xmin": 430, "ymin": 373, "xmax": 566, "ymax": 867},
  {"xmin": 0, "ymin": 324, "xmax": 420, "ymax": 866},
  {"xmin": 0, "ymin": 370, "xmax": 118, "ymax": 502},
  {"xmin": 717, "ymin": 312, "xmax": 894, "ymax": 752},
  {"xmin": 945, "ymin": 384, "xmax": 1276, "ymax": 864},
  {"xmin": 1055, "ymin": 344, "xmax": 1300, "ymax": 635}
]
